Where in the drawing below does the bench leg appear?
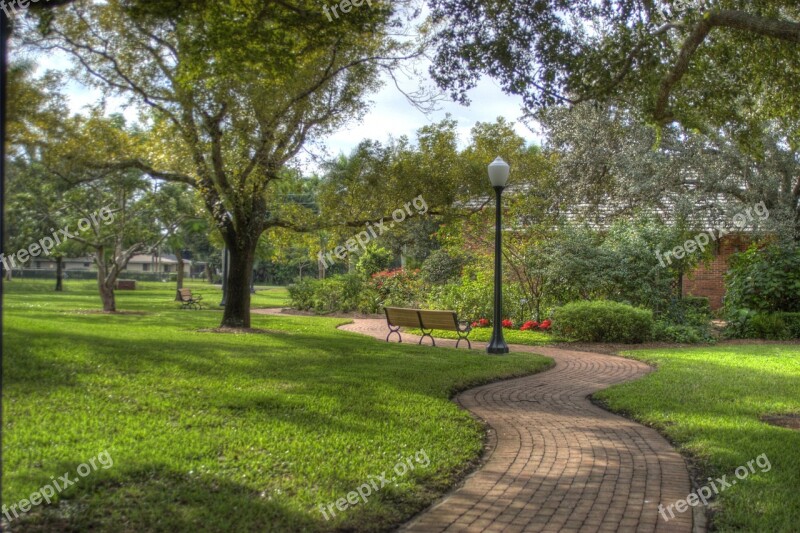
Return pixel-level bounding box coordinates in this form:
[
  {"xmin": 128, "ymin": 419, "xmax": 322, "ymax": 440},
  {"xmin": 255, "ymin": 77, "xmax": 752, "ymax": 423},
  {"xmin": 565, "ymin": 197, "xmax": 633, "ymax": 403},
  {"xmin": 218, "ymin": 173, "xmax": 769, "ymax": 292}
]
[
  {"xmin": 456, "ymin": 335, "xmax": 471, "ymax": 349},
  {"xmin": 418, "ymin": 328, "xmax": 436, "ymax": 347},
  {"xmin": 386, "ymin": 325, "xmax": 402, "ymax": 343}
]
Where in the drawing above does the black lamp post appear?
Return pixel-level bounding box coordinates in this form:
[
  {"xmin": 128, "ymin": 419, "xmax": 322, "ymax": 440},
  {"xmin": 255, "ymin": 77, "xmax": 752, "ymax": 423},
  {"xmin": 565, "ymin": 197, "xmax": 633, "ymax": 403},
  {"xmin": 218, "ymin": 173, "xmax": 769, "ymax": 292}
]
[{"xmin": 487, "ymin": 157, "xmax": 510, "ymax": 355}]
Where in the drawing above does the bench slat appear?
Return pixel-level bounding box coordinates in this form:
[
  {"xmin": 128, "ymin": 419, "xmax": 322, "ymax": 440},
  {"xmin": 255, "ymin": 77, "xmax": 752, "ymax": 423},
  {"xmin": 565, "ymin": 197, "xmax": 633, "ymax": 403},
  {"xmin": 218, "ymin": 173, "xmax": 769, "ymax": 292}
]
[
  {"xmin": 418, "ymin": 311, "xmax": 459, "ymax": 331},
  {"xmin": 385, "ymin": 307, "xmax": 422, "ymax": 328}
]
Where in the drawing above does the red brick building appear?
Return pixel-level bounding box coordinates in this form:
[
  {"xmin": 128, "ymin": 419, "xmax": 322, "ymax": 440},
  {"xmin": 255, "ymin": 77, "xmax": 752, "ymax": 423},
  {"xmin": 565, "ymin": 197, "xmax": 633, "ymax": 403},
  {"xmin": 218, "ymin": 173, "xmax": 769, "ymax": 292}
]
[{"xmin": 682, "ymin": 234, "xmax": 751, "ymax": 310}]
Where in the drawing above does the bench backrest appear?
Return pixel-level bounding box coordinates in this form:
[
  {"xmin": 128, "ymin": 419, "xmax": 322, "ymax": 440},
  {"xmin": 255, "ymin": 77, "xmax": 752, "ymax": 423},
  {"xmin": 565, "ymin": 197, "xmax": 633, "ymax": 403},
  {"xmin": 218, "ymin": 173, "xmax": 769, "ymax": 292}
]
[
  {"xmin": 418, "ymin": 310, "xmax": 460, "ymax": 331},
  {"xmin": 384, "ymin": 307, "xmax": 460, "ymax": 331},
  {"xmin": 384, "ymin": 307, "xmax": 422, "ymax": 328},
  {"xmin": 179, "ymin": 288, "xmax": 193, "ymax": 301}
]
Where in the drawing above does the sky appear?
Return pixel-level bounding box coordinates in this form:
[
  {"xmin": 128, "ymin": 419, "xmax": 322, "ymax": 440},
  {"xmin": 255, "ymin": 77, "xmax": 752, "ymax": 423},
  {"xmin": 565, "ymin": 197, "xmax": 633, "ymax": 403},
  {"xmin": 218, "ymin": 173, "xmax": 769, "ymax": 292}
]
[{"xmin": 27, "ymin": 48, "xmax": 542, "ymax": 170}]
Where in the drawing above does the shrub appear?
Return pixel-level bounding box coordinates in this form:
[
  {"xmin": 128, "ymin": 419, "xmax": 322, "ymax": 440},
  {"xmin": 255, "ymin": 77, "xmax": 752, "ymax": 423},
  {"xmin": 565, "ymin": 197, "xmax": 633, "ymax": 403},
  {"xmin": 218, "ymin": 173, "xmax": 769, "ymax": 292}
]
[
  {"xmin": 552, "ymin": 300, "xmax": 653, "ymax": 343},
  {"xmin": 356, "ymin": 245, "xmax": 393, "ymax": 278},
  {"xmin": 725, "ymin": 243, "xmax": 800, "ymax": 314},
  {"xmin": 652, "ymin": 321, "xmax": 714, "ymax": 344},
  {"xmin": 745, "ymin": 313, "xmax": 790, "ymax": 340},
  {"xmin": 652, "ymin": 297, "xmax": 713, "ymax": 343},
  {"xmin": 288, "ymin": 274, "xmax": 379, "ymax": 314},
  {"xmin": 779, "ymin": 312, "xmax": 800, "ymax": 339},
  {"xmin": 287, "ymin": 277, "xmax": 316, "ymax": 311},
  {"xmin": 426, "ymin": 268, "xmax": 531, "ymax": 323},
  {"xmin": 421, "ymin": 249, "xmax": 464, "ymax": 285},
  {"xmin": 369, "ymin": 268, "xmax": 422, "ymax": 308}
]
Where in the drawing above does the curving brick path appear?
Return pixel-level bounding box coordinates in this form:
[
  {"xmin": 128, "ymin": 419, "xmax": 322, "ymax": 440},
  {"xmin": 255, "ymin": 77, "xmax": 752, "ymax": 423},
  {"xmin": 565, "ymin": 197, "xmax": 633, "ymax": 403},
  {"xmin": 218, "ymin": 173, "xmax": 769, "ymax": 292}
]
[{"xmin": 335, "ymin": 317, "xmax": 696, "ymax": 533}]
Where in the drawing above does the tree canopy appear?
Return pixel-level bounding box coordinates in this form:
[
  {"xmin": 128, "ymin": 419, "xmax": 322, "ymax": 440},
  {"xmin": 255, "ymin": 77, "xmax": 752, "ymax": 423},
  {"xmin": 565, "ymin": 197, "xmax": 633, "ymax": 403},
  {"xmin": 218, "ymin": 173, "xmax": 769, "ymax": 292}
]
[
  {"xmin": 20, "ymin": 0, "xmax": 422, "ymax": 326},
  {"xmin": 428, "ymin": 0, "xmax": 800, "ymax": 146}
]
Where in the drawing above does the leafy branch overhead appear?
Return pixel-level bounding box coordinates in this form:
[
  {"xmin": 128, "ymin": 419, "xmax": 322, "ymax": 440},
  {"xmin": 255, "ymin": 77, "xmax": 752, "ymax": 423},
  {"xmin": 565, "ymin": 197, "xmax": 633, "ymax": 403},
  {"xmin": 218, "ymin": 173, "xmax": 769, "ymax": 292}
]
[{"xmin": 428, "ymin": 0, "xmax": 800, "ymax": 145}]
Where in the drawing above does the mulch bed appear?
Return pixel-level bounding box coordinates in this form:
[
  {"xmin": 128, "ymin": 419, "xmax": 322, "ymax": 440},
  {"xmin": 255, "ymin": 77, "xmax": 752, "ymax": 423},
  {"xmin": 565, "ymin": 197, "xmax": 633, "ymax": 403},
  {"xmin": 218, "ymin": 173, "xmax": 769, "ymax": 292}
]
[
  {"xmin": 760, "ymin": 415, "xmax": 800, "ymax": 431},
  {"xmin": 68, "ymin": 310, "xmax": 150, "ymax": 315},
  {"xmin": 265, "ymin": 308, "xmax": 385, "ymax": 320},
  {"xmin": 196, "ymin": 327, "xmax": 288, "ymax": 335},
  {"xmin": 552, "ymin": 339, "xmax": 800, "ymax": 356}
]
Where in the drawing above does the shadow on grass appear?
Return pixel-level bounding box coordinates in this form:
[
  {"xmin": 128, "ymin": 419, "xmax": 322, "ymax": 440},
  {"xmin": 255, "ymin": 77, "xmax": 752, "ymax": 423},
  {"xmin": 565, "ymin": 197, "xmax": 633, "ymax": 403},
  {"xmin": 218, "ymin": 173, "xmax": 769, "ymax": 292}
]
[{"xmin": 7, "ymin": 465, "xmax": 319, "ymax": 532}]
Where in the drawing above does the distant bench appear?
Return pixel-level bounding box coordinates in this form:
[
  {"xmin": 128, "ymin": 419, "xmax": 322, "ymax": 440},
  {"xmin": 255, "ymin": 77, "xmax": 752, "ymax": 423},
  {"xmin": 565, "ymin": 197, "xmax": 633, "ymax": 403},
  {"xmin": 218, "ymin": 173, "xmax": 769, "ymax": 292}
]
[
  {"xmin": 383, "ymin": 307, "xmax": 472, "ymax": 348},
  {"xmin": 115, "ymin": 279, "xmax": 137, "ymax": 290},
  {"xmin": 178, "ymin": 288, "xmax": 204, "ymax": 310}
]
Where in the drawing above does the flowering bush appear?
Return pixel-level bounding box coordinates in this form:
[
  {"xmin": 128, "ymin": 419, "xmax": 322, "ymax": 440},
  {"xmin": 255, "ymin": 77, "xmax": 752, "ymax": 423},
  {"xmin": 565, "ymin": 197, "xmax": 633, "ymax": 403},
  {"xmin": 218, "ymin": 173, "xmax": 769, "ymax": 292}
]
[
  {"xmin": 471, "ymin": 318, "xmax": 491, "ymax": 328},
  {"xmin": 501, "ymin": 319, "xmax": 514, "ymax": 329},
  {"xmin": 539, "ymin": 319, "xmax": 552, "ymax": 331},
  {"xmin": 520, "ymin": 320, "xmax": 538, "ymax": 331},
  {"xmin": 369, "ymin": 268, "xmax": 422, "ymax": 307}
]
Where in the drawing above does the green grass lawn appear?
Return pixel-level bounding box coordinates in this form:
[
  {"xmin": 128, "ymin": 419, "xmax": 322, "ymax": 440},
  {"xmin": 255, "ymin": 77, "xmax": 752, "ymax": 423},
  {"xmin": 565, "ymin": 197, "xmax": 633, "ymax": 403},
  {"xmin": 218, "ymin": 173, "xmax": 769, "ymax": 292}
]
[
  {"xmin": 408, "ymin": 327, "xmax": 558, "ymax": 346},
  {"xmin": 2, "ymin": 279, "xmax": 552, "ymax": 532},
  {"xmin": 596, "ymin": 345, "xmax": 800, "ymax": 532}
]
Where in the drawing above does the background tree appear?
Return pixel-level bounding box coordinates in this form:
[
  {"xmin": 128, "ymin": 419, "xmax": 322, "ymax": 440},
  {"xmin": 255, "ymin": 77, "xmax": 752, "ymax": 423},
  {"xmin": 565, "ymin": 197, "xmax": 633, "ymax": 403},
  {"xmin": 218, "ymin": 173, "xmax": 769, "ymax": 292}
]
[
  {"xmin": 540, "ymin": 104, "xmax": 799, "ymax": 241},
  {"xmin": 23, "ymin": 0, "xmax": 423, "ymax": 327},
  {"xmin": 428, "ymin": 0, "xmax": 800, "ymax": 147}
]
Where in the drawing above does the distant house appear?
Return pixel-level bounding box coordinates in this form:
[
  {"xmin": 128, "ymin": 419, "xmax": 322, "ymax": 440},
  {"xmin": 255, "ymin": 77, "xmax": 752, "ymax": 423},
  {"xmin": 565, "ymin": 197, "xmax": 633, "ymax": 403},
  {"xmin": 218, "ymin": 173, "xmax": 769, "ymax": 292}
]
[{"xmin": 28, "ymin": 253, "xmax": 192, "ymax": 276}]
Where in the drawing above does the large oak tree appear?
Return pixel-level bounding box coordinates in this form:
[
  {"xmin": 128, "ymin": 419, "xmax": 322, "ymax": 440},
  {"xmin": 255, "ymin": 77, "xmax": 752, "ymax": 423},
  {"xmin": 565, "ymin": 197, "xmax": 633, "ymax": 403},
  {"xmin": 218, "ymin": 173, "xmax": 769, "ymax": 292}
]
[{"xmin": 23, "ymin": 0, "xmax": 420, "ymax": 327}]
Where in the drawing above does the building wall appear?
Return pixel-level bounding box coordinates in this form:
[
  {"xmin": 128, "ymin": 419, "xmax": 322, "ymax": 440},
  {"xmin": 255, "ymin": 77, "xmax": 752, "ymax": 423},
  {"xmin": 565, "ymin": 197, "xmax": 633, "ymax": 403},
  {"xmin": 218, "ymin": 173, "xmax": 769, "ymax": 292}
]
[{"xmin": 683, "ymin": 234, "xmax": 750, "ymax": 310}]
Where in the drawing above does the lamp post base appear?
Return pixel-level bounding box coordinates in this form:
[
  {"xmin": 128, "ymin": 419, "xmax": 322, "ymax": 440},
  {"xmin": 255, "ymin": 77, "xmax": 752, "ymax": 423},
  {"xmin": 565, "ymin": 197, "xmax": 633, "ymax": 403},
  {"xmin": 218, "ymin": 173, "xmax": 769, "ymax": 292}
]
[
  {"xmin": 487, "ymin": 345, "xmax": 510, "ymax": 355},
  {"xmin": 487, "ymin": 329, "xmax": 509, "ymax": 354}
]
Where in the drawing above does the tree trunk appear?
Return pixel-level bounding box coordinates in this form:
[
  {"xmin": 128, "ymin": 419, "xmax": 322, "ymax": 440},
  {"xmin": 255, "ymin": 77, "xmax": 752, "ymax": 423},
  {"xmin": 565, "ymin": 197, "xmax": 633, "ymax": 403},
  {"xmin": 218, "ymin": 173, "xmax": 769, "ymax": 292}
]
[
  {"xmin": 99, "ymin": 279, "xmax": 116, "ymax": 312},
  {"xmin": 221, "ymin": 243, "xmax": 256, "ymax": 328},
  {"xmin": 95, "ymin": 249, "xmax": 117, "ymax": 312},
  {"xmin": 175, "ymin": 252, "xmax": 185, "ymax": 301},
  {"xmin": 55, "ymin": 256, "xmax": 64, "ymax": 291}
]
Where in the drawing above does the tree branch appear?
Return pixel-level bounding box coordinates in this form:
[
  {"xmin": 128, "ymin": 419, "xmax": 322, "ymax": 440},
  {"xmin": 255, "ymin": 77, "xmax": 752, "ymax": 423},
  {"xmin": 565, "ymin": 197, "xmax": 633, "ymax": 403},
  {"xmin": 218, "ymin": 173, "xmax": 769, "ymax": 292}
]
[{"xmin": 655, "ymin": 10, "xmax": 800, "ymax": 122}]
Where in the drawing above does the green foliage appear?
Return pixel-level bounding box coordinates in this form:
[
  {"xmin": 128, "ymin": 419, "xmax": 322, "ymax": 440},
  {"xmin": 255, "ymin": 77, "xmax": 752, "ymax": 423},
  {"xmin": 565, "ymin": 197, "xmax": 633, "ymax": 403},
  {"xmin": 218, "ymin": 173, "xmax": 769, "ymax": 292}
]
[
  {"xmin": 652, "ymin": 297, "xmax": 714, "ymax": 344},
  {"xmin": 652, "ymin": 322, "xmax": 713, "ymax": 344},
  {"xmin": 288, "ymin": 274, "xmax": 379, "ymax": 314},
  {"xmin": 426, "ymin": 270, "xmax": 491, "ymax": 321},
  {"xmin": 552, "ymin": 300, "xmax": 653, "ymax": 343},
  {"xmin": 745, "ymin": 313, "xmax": 791, "ymax": 340},
  {"xmin": 725, "ymin": 310, "xmax": 800, "ymax": 340},
  {"xmin": 725, "ymin": 243, "xmax": 800, "ymax": 314},
  {"xmin": 780, "ymin": 312, "xmax": 800, "ymax": 339},
  {"xmin": 355, "ymin": 245, "xmax": 393, "ymax": 278},
  {"xmin": 537, "ymin": 217, "xmax": 689, "ymax": 311},
  {"xmin": 425, "ymin": 267, "xmax": 531, "ymax": 323},
  {"xmin": 420, "ymin": 249, "xmax": 464, "ymax": 285},
  {"xmin": 429, "ymin": 0, "xmax": 800, "ymax": 147},
  {"xmin": 369, "ymin": 268, "xmax": 422, "ymax": 308}
]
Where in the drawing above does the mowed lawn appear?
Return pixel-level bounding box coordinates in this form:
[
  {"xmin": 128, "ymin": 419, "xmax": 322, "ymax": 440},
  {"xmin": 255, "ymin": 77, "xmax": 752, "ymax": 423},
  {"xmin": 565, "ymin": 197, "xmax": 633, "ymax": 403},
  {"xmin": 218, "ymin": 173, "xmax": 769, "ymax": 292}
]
[
  {"xmin": 596, "ymin": 345, "xmax": 800, "ymax": 532},
  {"xmin": 2, "ymin": 280, "xmax": 552, "ymax": 532}
]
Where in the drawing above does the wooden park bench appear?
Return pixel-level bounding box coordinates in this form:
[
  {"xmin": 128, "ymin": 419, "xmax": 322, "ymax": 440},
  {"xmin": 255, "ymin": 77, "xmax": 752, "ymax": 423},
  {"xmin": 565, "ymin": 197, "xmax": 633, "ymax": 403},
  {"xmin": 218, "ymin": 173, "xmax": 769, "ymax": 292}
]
[
  {"xmin": 115, "ymin": 279, "xmax": 137, "ymax": 290},
  {"xmin": 383, "ymin": 307, "xmax": 472, "ymax": 348},
  {"xmin": 178, "ymin": 288, "xmax": 204, "ymax": 310}
]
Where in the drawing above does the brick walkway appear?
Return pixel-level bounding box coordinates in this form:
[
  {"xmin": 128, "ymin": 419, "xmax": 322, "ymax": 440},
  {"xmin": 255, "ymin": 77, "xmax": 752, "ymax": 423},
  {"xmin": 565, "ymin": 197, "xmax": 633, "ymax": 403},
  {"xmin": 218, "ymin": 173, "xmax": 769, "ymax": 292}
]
[{"xmin": 336, "ymin": 317, "xmax": 696, "ymax": 533}]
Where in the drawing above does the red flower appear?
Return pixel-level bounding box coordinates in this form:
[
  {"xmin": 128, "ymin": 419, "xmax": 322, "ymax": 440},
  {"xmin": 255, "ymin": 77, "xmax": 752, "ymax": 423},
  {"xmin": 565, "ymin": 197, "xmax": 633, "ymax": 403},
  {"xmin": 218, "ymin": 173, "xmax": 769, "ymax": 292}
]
[
  {"xmin": 478, "ymin": 318, "xmax": 490, "ymax": 328},
  {"xmin": 502, "ymin": 319, "xmax": 513, "ymax": 329},
  {"xmin": 539, "ymin": 320, "xmax": 552, "ymax": 331},
  {"xmin": 520, "ymin": 320, "xmax": 539, "ymax": 331}
]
